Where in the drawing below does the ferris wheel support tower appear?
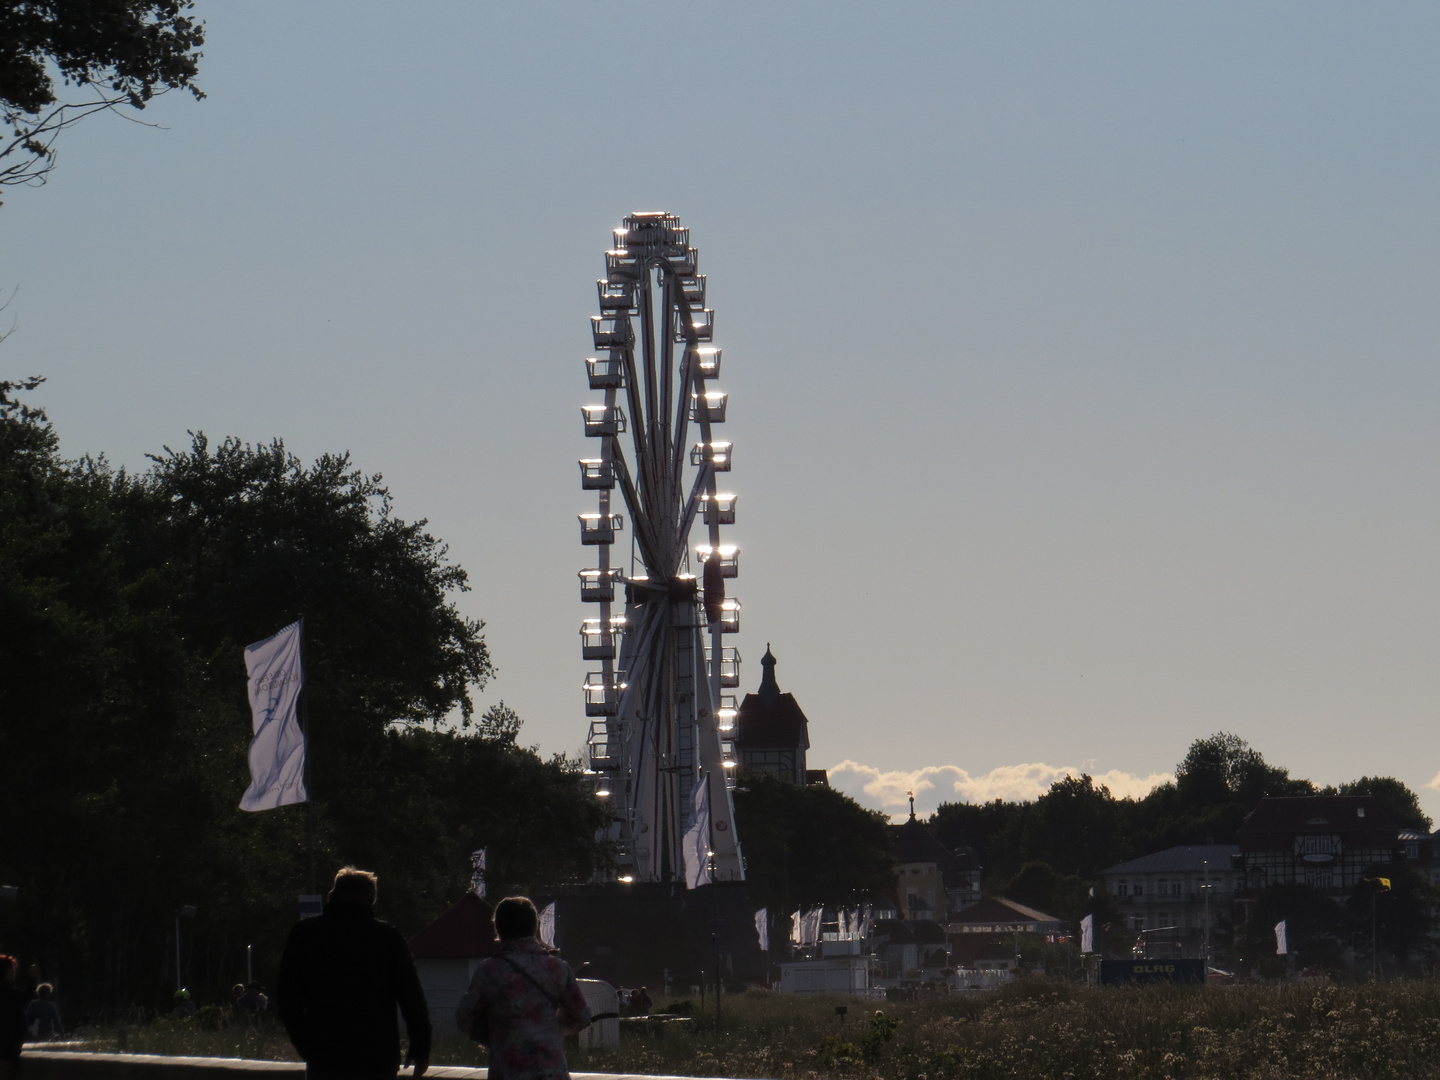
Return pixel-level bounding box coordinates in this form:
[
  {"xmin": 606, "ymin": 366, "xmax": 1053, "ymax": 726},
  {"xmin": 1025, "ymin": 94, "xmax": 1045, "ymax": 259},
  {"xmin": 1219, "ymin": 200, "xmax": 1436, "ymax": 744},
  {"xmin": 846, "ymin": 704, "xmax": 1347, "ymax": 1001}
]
[{"xmin": 577, "ymin": 212, "xmax": 743, "ymax": 884}]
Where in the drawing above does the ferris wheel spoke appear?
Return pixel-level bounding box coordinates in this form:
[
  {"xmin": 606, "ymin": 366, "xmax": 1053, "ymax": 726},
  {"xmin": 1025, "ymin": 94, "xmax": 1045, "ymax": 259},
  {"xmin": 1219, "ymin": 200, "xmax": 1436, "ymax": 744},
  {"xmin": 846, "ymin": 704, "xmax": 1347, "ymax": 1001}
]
[
  {"xmin": 638, "ymin": 274, "xmax": 660, "ymax": 477},
  {"xmin": 676, "ymin": 463, "xmax": 714, "ymax": 564},
  {"xmin": 608, "ymin": 446, "xmax": 665, "ymax": 575},
  {"xmin": 660, "ymin": 274, "xmax": 675, "ymax": 460},
  {"xmin": 621, "ymin": 348, "xmax": 651, "ymax": 476},
  {"xmin": 670, "ymin": 345, "xmax": 695, "ymax": 483}
]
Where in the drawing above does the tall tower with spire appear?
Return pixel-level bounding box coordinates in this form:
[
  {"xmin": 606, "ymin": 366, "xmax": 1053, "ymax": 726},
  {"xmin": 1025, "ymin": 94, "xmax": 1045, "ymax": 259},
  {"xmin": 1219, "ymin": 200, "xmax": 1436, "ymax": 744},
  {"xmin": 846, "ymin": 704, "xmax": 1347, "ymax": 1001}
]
[{"xmin": 732, "ymin": 645, "xmax": 818, "ymax": 784}]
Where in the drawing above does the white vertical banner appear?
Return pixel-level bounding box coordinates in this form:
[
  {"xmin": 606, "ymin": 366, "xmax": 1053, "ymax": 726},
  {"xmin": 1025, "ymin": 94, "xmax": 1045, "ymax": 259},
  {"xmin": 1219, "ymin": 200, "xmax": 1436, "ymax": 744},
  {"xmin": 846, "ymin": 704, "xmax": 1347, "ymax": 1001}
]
[
  {"xmin": 790, "ymin": 909, "xmax": 802, "ymax": 944},
  {"xmin": 470, "ymin": 849, "xmax": 487, "ymax": 897},
  {"xmin": 754, "ymin": 908, "xmax": 769, "ymax": 952},
  {"xmin": 682, "ymin": 774, "xmax": 713, "ymax": 889},
  {"xmin": 1080, "ymin": 914, "xmax": 1095, "ymax": 954},
  {"xmin": 539, "ymin": 902, "xmax": 557, "ymax": 947},
  {"xmin": 860, "ymin": 905, "xmax": 873, "ymax": 940},
  {"xmin": 240, "ymin": 620, "xmax": 308, "ymax": 811},
  {"xmin": 802, "ymin": 907, "xmax": 823, "ymax": 945},
  {"xmin": 1275, "ymin": 919, "xmax": 1288, "ymax": 955}
]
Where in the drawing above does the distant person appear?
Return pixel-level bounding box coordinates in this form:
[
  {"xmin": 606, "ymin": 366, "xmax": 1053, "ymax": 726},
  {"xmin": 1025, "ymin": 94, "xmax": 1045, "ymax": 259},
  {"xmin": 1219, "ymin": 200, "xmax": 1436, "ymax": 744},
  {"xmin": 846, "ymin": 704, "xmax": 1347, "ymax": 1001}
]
[
  {"xmin": 232, "ymin": 983, "xmax": 246, "ymax": 1007},
  {"xmin": 237, "ymin": 982, "xmax": 269, "ymax": 1014},
  {"xmin": 172, "ymin": 988, "xmax": 196, "ymax": 1016},
  {"xmin": 24, "ymin": 984, "xmax": 63, "ymax": 1040},
  {"xmin": 631, "ymin": 986, "xmax": 652, "ymax": 1016},
  {"xmin": 277, "ymin": 867, "xmax": 431, "ymax": 1079},
  {"xmin": 459, "ymin": 896, "xmax": 590, "ymax": 1080},
  {"xmin": 1, "ymin": 956, "xmax": 31, "ymax": 1080}
]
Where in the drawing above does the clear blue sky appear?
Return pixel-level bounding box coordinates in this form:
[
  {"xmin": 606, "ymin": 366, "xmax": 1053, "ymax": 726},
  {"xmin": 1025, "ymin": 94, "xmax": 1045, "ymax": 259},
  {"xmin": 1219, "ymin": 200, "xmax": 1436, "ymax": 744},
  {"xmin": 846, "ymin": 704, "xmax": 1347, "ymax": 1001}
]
[{"xmin": 5, "ymin": 2, "xmax": 1438, "ymax": 820}]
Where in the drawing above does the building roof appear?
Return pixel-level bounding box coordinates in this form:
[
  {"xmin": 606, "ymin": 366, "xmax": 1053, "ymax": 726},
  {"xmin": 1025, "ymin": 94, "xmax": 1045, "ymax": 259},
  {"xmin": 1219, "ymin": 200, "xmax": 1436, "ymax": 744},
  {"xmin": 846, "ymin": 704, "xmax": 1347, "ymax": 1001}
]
[
  {"xmin": 891, "ymin": 814, "xmax": 957, "ymax": 866},
  {"xmin": 734, "ymin": 647, "xmax": 811, "ymax": 752},
  {"xmin": 407, "ymin": 892, "xmax": 499, "ymax": 960},
  {"xmin": 1237, "ymin": 796, "xmax": 1400, "ymax": 850},
  {"xmin": 950, "ymin": 845, "xmax": 983, "ymax": 872},
  {"xmin": 1099, "ymin": 845, "xmax": 1240, "ymax": 877},
  {"xmin": 949, "ymin": 896, "xmax": 1061, "ymax": 928},
  {"xmin": 886, "ymin": 811, "xmax": 983, "ymax": 892}
]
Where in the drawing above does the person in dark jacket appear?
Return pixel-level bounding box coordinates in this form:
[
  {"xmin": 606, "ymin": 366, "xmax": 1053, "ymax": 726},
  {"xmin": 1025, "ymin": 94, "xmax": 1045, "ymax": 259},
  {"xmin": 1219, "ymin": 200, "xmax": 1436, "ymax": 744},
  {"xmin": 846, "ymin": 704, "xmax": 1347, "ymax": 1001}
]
[{"xmin": 278, "ymin": 867, "xmax": 431, "ymax": 1079}]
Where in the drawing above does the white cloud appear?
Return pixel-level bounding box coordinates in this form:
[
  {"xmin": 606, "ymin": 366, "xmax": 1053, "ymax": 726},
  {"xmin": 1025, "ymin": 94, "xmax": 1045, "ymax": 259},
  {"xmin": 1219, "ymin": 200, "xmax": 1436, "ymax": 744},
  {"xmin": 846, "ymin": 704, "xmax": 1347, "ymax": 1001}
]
[
  {"xmin": 1426, "ymin": 771, "xmax": 1440, "ymax": 791},
  {"xmin": 828, "ymin": 759, "xmax": 1173, "ymax": 819}
]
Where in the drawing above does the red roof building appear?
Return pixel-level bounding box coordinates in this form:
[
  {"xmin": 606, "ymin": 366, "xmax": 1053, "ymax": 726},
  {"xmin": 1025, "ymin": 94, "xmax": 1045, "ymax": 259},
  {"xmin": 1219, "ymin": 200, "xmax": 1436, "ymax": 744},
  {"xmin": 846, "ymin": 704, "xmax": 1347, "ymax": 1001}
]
[
  {"xmin": 734, "ymin": 646, "xmax": 812, "ymax": 784},
  {"xmin": 406, "ymin": 892, "xmax": 499, "ymax": 1030},
  {"xmin": 408, "ymin": 892, "xmax": 499, "ymax": 960}
]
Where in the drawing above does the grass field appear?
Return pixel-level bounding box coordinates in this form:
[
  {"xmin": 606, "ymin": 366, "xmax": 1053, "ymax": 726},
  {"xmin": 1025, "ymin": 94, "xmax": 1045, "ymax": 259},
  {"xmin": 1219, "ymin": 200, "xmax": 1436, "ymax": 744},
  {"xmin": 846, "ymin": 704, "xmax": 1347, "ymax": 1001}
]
[{"xmin": 73, "ymin": 979, "xmax": 1440, "ymax": 1079}]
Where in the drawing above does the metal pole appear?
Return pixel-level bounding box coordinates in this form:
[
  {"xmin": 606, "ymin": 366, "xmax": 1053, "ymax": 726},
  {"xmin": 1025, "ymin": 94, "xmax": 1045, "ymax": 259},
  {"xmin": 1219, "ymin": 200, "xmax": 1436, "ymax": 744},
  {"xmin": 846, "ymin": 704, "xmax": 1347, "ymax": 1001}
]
[
  {"xmin": 1371, "ymin": 892, "xmax": 1377, "ymax": 980},
  {"xmin": 712, "ymin": 863, "xmax": 721, "ymax": 1027},
  {"xmin": 175, "ymin": 914, "xmax": 182, "ymax": 992},
  {"xmin": 247, "ymin": 944, "xmax": 253, "ymax": 985},
  {"xmin": 706, "ymin": 770, "xmax": 721, "ymax": 1027},
  {"xmin": 300, "ymin": 617, "xmax": 315, "ymax": 894},
  {"xmin": 1201, "ymin": 860, "xmax": 1211, "ymax": 967}
]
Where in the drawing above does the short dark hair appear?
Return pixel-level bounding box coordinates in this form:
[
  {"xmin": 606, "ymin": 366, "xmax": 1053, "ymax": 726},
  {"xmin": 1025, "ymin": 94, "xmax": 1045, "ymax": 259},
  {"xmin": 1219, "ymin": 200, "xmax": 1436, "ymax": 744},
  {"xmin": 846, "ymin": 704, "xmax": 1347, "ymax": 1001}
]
[
  {"xmin": 329, "ymin": 867, "xmax": 378, "ymax": 906},
  {"xmin": 0, "ymin": 956, "xmax": 14, "ymax": 978},
  {"xmin": 493, "ymin": 896, "xmax": 539, "ymax": 941}
]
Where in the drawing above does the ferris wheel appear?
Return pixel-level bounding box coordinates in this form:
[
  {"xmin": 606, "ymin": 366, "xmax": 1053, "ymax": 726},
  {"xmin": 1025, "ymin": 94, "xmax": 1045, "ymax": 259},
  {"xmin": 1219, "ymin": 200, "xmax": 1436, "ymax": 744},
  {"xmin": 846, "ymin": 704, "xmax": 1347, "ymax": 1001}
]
[{"xmin": 576, "ymin": 211, "xmax": 744, "ymax": 884}]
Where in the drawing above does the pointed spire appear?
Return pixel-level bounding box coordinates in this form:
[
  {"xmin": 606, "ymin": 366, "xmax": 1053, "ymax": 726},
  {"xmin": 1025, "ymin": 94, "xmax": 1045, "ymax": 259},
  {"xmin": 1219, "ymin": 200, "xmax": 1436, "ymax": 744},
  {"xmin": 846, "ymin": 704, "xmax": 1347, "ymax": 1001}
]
[
  {"xmin": 758, "ymin": 644, "xmax": 780, "ymax": 704},
  {"xmin": 908, "ymin": 790, "xmax": 916, "ymax": 822}
]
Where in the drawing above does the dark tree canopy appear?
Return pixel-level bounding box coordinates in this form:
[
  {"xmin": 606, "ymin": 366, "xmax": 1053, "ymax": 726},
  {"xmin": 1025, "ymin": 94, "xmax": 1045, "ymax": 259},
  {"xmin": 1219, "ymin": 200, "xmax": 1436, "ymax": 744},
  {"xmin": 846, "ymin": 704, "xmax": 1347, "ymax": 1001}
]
[
  {"xmin": 0, "ymin": 0, "xmax": 205, "ymax": 193},
  {"xmin": 929, "ymin": 733, "xmax": 1432, "ymax": 933},
  {"xmin": 0, "ymin": 379, "xmax": 607, "ymax": 1009},
  {"xmin": 1174, "ymin": 730, "xmax": 1314, "ymax": 809},
  {"xmin": 732, "ymin": 770, "xmax": 895, "ymax": 913},
  {"xmin": 1335, "ymin": 776, "xmax": 1432, "ymax": 832}
]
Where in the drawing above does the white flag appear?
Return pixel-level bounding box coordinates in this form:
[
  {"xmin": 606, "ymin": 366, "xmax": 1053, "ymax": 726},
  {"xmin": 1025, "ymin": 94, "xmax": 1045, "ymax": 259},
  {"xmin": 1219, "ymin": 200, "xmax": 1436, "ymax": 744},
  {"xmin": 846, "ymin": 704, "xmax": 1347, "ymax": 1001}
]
[
  {"xmin": 755, "ymin": 908, "xmax": 769, "ymax": 951},
  {"xmin": 240, "ymin": 621, "xmax": 308, "ymax": 811},
  {"xmin": 1080, "ymin": 913, "xmax": 1094, "ymax": 954},
  {"xmin": 790, "ymin": 909, "xmax": 802, "ymax": 944},
  {"xmin": 861, "ymin": 905, "xmax": 873, "ymax": 939},
  {"xmin": 470, "ymin": 849, "xmax": 487, "ymax": 898},
  {"xmin": 682, "ymin": 775, "xmax": 712, "ymax": 889},
  {"xmin": 1275, "ymin": 919, "xmax": 1288, "ymax": 955},
  {"xmin": 802, "ymin": 906, "xmax": 823, "ymax": 945},
  {"xmin": 539, "ymin": 901, "xmax": 556, "ymax": 947}
]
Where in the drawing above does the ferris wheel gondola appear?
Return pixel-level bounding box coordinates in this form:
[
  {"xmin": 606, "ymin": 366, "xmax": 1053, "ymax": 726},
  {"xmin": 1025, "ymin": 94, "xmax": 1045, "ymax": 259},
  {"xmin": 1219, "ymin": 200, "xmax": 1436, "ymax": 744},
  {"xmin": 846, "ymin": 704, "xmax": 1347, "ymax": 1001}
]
[{"xmin": 575, "ymin": 212, "xmax": 743, "ymax": 884}]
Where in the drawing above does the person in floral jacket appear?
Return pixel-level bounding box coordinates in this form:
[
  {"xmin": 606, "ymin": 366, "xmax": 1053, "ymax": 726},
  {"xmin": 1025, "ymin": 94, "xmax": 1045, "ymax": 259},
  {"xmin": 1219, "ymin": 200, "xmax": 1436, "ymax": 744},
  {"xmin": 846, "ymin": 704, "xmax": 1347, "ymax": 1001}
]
[{"xmin": 465, "ymin": 897, "xmax": 591, "ymax": 1080}]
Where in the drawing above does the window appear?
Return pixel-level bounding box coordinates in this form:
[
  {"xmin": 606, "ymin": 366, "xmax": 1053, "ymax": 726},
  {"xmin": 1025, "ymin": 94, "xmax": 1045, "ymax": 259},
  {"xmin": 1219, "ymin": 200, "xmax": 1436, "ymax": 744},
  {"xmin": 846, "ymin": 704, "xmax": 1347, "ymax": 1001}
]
[
  {"xmin": 1406, "ymin": 843, "xmax": 1419, "ymax": 859},
  {"xmin": 1133, "ymin": 882, "xmax": 1145, "ymax": 897},
  {"xmin": 1172, "ymin": 881, "xmax": 1182, "ymax": 896},
  {"xmin": 1117, "ymin": 880, "xmax": 1128, "ymax": 896}
]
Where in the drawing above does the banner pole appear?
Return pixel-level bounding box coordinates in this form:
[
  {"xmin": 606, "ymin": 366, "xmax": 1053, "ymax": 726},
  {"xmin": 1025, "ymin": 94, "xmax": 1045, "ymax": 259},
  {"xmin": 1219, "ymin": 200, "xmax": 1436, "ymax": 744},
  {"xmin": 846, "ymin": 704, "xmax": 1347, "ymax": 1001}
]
[{"xmin": 300, "ymin": 617, "xmax": 315, "ymax": 894}]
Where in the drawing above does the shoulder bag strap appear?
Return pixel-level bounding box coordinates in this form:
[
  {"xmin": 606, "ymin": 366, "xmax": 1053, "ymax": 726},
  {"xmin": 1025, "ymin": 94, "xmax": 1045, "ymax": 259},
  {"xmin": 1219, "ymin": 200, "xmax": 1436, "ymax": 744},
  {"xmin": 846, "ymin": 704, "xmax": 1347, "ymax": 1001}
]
[{"xmin": 499, "ymin": 954, "xmax": 560, "ymax": 1008}]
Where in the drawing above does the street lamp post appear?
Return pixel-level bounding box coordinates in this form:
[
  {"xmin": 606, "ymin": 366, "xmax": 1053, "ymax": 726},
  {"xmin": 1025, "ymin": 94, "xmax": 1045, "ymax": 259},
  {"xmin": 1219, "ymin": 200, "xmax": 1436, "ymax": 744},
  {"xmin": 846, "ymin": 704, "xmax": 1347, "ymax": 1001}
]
[{"xmin": 1199, "ymin": 860, "xmax": 1213, "ymax": 967}]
